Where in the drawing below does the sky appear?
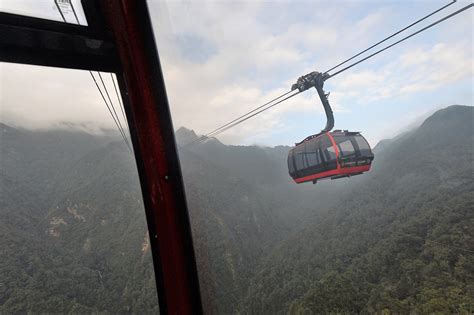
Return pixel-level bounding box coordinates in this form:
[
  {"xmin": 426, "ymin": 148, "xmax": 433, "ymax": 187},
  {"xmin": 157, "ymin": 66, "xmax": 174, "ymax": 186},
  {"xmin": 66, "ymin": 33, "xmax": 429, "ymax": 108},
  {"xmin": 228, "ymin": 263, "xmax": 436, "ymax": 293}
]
[{"xmin": 0, "ymin": 0, "xmax": 473, "ymax": 147}]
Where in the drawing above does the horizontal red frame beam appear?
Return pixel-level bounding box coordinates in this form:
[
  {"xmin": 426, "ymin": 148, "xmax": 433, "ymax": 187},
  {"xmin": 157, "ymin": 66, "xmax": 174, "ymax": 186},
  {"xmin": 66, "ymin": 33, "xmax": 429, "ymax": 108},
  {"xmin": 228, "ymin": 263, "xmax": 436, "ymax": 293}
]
[{"xmin": 294, "ymin": 165, "xmax": 371, "ymax": 183}]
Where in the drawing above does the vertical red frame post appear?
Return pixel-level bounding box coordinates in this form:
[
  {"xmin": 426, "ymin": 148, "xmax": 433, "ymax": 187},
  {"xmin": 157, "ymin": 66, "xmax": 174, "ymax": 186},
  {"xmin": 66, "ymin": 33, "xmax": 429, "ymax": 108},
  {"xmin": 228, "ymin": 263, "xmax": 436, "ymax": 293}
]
[{"xmin": 99, "ymin": 1, "xmax": 203, "ymax": 314}]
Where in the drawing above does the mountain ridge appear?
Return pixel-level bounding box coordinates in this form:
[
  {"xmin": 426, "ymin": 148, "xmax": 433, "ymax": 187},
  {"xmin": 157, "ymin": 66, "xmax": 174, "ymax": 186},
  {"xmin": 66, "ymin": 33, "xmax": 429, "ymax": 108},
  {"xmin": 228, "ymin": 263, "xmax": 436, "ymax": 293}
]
[{"xmin": 0, "ymin": 104, "xmax": 472, "ymax": 313}]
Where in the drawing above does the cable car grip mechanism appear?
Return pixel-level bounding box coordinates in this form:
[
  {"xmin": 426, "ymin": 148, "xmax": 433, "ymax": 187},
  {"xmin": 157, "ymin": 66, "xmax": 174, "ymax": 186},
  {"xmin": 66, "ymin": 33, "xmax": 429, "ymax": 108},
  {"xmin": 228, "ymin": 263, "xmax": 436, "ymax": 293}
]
[{"xmin": 291, "ymin": 71, "xmax": 334, "ymax": 135}]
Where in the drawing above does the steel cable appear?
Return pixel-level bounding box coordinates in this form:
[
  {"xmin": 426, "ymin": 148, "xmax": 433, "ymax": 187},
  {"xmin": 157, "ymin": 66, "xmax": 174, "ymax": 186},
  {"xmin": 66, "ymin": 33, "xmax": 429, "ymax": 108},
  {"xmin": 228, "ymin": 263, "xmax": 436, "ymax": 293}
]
[
  {"xmin": 55, "ymin": 0, "xmax": 132, "ymax": 152},
  {"xmin": 324, "ymin": 0, "xmax": 457, "ymax": 73},
  {"xmin": 193, "ymin": 90, "xmax": 301, "ymax": 144},
  {"xmin": 192, "ymin": 2, "xmax": 472, "ymax": 143},
  {"xmin": 188, "ymin": 90, "xmax": 295, "ymax": 145},
  {"xmin": 327, "ymin": 3, "xmax": 473, "ymax": 79}
]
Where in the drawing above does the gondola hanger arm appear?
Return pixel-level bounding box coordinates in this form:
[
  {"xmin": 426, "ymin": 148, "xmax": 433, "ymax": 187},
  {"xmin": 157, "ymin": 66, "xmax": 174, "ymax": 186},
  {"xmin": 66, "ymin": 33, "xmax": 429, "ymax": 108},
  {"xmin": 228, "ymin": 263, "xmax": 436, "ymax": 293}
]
[{"xmin": 291, "ymin": 71, "xmax": 334, "ymax": 136}]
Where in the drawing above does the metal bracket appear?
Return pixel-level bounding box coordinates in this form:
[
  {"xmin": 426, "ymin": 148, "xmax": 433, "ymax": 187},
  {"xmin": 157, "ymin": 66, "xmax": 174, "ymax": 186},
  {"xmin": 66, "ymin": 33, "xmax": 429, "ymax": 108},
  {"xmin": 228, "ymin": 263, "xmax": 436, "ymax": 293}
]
[
  {"xmin": 291, "ymin": 71, "xmax": 334, "ymax": 143},
  {"xmin": 291, "ymin": 71, "xmax": 329, "ymax": 92}
]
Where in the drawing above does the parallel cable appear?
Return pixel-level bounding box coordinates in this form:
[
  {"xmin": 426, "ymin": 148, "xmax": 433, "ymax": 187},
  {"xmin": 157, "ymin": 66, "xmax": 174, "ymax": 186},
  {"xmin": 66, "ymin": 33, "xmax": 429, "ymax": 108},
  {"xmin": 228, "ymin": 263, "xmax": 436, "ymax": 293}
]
[
  {"xmin": 54, "ymin": 0, "xmax": 132, "ymax": 152},
  {"xmin": 193, "ymin": 90, "xmax": 300, "ymax": 144},
  {"xmin": 110, "ymin": 73, "xmax": 129, "ymax": 131},
  {"xmin": 188, "ymin": 90, "xmax": 294, "ymax": 145},
  {"xmin": 90, "ymin": 73, "xmax": 133, "ymax": 152},
  {"xmin": 325, "ymin": 0, "xmax": 456, "ymax": 73},
  {"xmin": 327, "ymin": 3, "xmax": 473, "ymax": 79},
  {"xmin": 192, "ymin": 4, "xmax": 472, "ymax": 144},
  {"xmin": 65, "ymin": 0, "xmax": 132, "ymax": 148},
  {"xmin": 98, "ymin": 72, "xmax": 132, "ymax": 150},
  {"xmin": 60, "ymin": 0, "xmax": 473, "ymax": 256}
]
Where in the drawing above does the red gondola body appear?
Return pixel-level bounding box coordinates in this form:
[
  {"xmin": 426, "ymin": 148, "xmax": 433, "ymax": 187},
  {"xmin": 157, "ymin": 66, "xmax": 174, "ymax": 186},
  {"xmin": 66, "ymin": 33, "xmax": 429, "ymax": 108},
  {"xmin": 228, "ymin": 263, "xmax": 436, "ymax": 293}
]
[{"xmin": 288, "ymin": 130, "xmax": 374, "ymax": 184}]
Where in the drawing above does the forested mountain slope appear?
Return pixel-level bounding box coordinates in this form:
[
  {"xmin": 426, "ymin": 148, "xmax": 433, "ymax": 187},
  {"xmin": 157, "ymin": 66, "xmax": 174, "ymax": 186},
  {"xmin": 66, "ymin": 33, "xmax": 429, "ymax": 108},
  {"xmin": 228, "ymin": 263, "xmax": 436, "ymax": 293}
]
[
  {"xmin": 244, "ymin": 105, "xmax": 474, "ymax": 314},
  {"xmin": 0, "ymin": 126, "xmax": 158, "ymax": 313},
  {"xmin": 0, "ymin": 105, "xmax": 472, "ymax": 314},
  {"xmin": 177, "ymin": 129, "xmax": 355, "ymax": 313}
]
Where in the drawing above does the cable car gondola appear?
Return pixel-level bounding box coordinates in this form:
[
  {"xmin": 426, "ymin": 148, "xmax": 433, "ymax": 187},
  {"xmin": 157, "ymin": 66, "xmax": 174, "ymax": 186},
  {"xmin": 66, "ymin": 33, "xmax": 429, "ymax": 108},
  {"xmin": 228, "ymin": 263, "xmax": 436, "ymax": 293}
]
[
  {"xmin": 288, "ymin": 130, "xmax": 374, "ymax": 184},
  {"xmin": 288, "ymin": 72, "xmax": 374, "ymax": 184}
]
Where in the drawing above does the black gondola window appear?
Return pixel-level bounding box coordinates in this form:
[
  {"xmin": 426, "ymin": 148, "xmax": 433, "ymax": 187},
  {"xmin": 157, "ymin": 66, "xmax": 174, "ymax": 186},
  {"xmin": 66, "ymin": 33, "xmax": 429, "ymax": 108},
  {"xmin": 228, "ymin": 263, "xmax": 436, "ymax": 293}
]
[
  {"xmin": 354, "ymin": 135, "xmax": 372, "ymax": 156},
  {"xmin": 321, "ymin": 137, "xmax": 336, "ymax": 161},
  {"xmin": 294, "ymin": 145, "xmax": 306, "ymax": 171},
  {"xmin": 335, "ymin": 137, "xmax": 356, "ymax": 157},
  {"xmin": 288, "ymin": 153, "xmax": 295, "ymax": 173},
  {"xmin": 327, "ymin": 146, "xmax": 336, "ymax": 160},
  {"xmin": 305, "ymin": 139, "xmax": 320, "ymax": 167},
  {"xmin": 319, "ymin": 136, "xmax": 337, "ymax": 169}
]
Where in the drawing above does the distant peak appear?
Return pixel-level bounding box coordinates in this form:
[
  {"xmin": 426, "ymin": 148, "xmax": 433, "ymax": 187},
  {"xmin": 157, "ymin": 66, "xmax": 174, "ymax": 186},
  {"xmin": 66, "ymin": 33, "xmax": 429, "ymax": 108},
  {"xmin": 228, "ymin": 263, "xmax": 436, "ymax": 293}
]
[
  {"xmin": 176, "ymin": 126, "xmax": 196, "ymax": 134},
  {"xmin": 432, "ymin": 104, "xmax": 471, "ymax": 116},
  {"xmin": 175, "ymin": 127, "xmax": 199, "ymax": 145},
  {"xmin": 421, "ymin": 105, "xmax": 472, "ymax": 127}
]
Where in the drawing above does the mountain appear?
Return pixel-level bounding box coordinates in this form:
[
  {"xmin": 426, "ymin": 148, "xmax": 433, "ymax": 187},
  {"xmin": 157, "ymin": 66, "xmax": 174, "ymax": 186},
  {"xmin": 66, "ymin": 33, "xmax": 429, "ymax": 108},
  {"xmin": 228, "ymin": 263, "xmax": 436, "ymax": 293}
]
[
  {"xmin": 0, "ymin": 128, "xmax": 158, "ymax": 313},
  {"xmin": 243, "ymin": 105, "xmax": 474, "ymax": 313},
  {"xmin": 1, "ymin": 105, "xmax": 472, "ymax": 313},
  {"xmin": 175, "ymin": 127, "xmax": 199, "ymax": 145},
  {"xmin": 177, "ymin": 140, "xmax": 326, "ymax": 312}
]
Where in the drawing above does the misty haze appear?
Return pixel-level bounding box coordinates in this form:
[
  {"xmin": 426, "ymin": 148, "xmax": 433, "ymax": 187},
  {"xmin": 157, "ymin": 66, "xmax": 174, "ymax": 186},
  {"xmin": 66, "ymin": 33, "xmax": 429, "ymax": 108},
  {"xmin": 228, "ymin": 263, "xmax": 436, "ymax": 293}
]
[
  {"xmin": 1, "ymin": 0, "xmax": 473, "ymax": 314},
  {"xmin": 1, "ymin": 105, "xmax": 473, "ymax": 313}
]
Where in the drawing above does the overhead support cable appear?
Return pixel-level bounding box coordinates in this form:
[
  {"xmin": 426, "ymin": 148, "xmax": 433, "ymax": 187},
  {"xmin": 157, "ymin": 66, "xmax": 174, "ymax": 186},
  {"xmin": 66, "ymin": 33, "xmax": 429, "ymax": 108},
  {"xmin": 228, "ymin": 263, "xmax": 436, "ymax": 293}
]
[
  {"xmin": 97, "ymin": 72, "xmax": 132, "ymax": 149},
  {"xmin": 324, "ymin": 0, "xmax": 457, "ymax": 73},
  {"xmin": 190, "ymin": 2, "xmax": 472, "ymax": 144},
  {"xmin": 54, "ymin": 0, "xmax": 132, "ymax": 152},
  {"xmin": 326, "ymin": 3, "xmax": 474, "ymax": 79},
  {"xmin": 193, "ymin": 90, "xmax": 300, "ymax": 144},
  {"xmin": 203, "ymin": 90, "xmax": 293, "ymax": 138},
  {"xmin": 205, "ymin": 90, "xmax": 301, "ymax": 139},
  {"xmin": 111, "ymin": 73, "xmax": 129, "ymax": 131},
  {"xmin": 189, "ymin": 90, "xmax": 295, "ymax": 145},
  {"xmin": 89, "ymin": 72, "xmax": 133, "ymax": 152}
]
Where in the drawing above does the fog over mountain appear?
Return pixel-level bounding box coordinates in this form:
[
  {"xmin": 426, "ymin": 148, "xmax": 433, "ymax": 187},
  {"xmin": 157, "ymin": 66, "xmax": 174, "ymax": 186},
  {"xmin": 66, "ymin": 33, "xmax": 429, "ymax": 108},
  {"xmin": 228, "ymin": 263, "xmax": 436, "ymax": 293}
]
[{"xmin": 0, "ymin": 105, "xmax": 472, "ymax": 313}]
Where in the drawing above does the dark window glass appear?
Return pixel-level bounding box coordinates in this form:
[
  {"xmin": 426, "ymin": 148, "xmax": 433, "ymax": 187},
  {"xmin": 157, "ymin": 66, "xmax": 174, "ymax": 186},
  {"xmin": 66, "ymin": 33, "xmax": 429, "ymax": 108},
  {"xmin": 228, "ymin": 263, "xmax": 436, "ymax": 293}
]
[
  {"xmin": 317, "ymin": 148, "xmax": 324, "ymax": 165},
  {"xmin": 321, "ymin": 136, "xmax": 337, "ymax": 161},
  {"xmin": 327, "ymin": 146, "xmax": 337, "ymax": 160},
  {"xmin": 294, "ymin": 145, "xmax": 306, "ymax": 170},
  {"xmin": 288, "ymin": 153, "xmax": 295, "ymax": 173},
  {"xmin": 305, "ymin": 139, "xmax": 319, "ymax": 167},
  {"xmin": 354, "ymin": 135, "xmax": 372, "ymax": 156},
  {"xmin": 335, "ymin": 137, "xmax": 356, "ymax": 157}
]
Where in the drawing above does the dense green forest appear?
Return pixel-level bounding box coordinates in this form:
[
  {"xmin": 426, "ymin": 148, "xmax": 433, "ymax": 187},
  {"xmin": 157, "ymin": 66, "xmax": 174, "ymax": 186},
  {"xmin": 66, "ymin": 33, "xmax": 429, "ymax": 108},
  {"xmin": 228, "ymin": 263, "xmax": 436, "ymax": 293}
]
[
  {"xmin": 0, "ymin": 127, "xmax": 159, "ymax": 313},
  {"xmin": 244, "ymin": 106, "xmax": 474, "ymax": 312},
  {"xmin": 1, "ymin": 105, "xmax": 473, "ymax": 313}
]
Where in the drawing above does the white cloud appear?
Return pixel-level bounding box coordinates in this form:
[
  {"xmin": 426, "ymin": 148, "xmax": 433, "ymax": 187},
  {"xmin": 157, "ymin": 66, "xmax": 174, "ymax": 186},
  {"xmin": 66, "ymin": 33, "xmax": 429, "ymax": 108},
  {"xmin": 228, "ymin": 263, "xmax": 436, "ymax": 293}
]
[
  {"xmin": 1, "ymin": 1, "xmax": 472, "ymax": 146},
  {"xmin": 0, "ymin": 63, "xmax": 124, "ymax": 133},
  {"xmin": 148, "ymin": 1, "xmax": 472, "ymax": 144},
  {"xmin": 148, "ymin": 1, "xmax": 365, "ymax": 143},
  {"xmin": 329, "ymin": 40, "xmax": 473, "ymax": 107}
]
